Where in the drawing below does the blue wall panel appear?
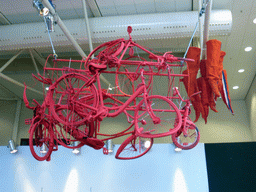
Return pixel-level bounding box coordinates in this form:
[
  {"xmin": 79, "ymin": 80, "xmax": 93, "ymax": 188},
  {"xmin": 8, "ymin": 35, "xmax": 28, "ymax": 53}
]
[{"xmin": 0, "ymin": 143, "xmax": 208, "ymax": 192}]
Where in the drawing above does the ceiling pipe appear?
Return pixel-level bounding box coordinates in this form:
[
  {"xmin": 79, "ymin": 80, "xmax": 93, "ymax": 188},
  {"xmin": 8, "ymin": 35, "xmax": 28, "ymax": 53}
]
[
  {"xmin": 0, "ymin": 83, "xmax": 20, "ymax": 99},
  {"xmin": 86, "ymin": 0, "xmax": 102, "ymax": 17},
  {"xmin": 0, "ymin": 73, "xmax": 43, "ymax": 95},
  {"xmin": 0, "ymin": 12, "xmax": 11, "ymax": 25},
  {"xmin": 202, "ymin": 0, "xmax": 212, "ymax": 60},
  {"xmin": 42, "ymin": 0, "xmax": 87, "ymax": 58},
  {"xmin": 0, "ymin": 50, "xmax": 25, "ymax": 73},
  {"xmin": 29, "ymin": 49, "xmax": 40, "ymax": 74},
  {"xmin": 199, "ymin": 0, "xmax": 203, "ymax": 53},
  {"xmin": 12, "ymin": 99, "xmax": 22, "ymax": 145},
  {"xmin": 32, "ymin": 49, "xmax": 51, "ymax": 68},
  {"xmin": 0, "ymin": 10, "xmax": 232, "ymax": 52}
]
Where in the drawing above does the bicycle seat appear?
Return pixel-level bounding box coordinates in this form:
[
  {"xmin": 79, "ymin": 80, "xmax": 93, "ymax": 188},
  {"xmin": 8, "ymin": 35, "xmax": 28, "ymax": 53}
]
[{"xmin": 88, "ymin": 63, "xmax": 107, "ymax": 74}]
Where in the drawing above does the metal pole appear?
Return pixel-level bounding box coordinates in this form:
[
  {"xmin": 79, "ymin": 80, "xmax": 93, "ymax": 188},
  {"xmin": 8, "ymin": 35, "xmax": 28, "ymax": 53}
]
[
  {"xmin": 42, "ymin": 0, "xmax": 87, "ymax": 58},
  {"xmin": 12, "ymin": 99, "xmax": 22, "ymax": 145},
  {"xmin": 0, "ymin": 73, "xmax": 43, "ymax": 95},
  {"xmin": 29, "ymin": 49, "xmax": 40, "ymax": 74},
  {"xmin": 32, "ymin": 49, "xmax": 51, "ymax": 68},
  {"xmin": 199, "ymin": 0, "xmax": 203, "ymax": 54},
  {"xmin": 82, "ymin": 0, "xmax": 94, "ymax": 55},
  {"xmin": 0, "ymin": 12, "xmax": 11, "ymax": 25},
  {"xmin": 0, "ymin": 50, "xmax": 24, "ymax": 73},
  {"xmin": 202, "ymin": 0, "xmax": 212, "ymax": 60}
]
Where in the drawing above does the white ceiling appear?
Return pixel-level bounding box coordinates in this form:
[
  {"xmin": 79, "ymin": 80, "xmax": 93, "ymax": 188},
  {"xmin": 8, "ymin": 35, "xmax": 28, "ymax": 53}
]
[{"xmin": 0, "ymin": 0, "xmax": 255, "ymax": 101}]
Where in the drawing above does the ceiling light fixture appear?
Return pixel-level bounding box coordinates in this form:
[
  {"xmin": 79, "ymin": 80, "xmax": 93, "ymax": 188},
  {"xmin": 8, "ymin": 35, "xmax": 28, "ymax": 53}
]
[
  {"xmin": 33, "ymin": 0, "xmax": 49, "ymax": 16},
  {"xmin": 40, "ymin": 143, "xmax": 48, "ymax": 154},
  {"xmin": 174, "ymin": 147, "xmax": 182, "ymax": 152},
  {"xmin": 143, "ymin": 140, "xmax": 151, "ymax": 149},
  {"xmin": 105, "ymin": 139, "xmax": 114, "ymax": 154},
  {"xmin": 244, "ymin": 47, "xmax": 252, "ymax": 52},
  {"xmin": 8, "ymin": 139, "xmax": 18, "ymax": 154},
  {"xmin": 238, "ymin": 69, "xmax": 244, "ymax": 73},
  {"xmin": 45, "ymin": 87, "xmax": 49, "ymax": 91},
  {"xmin": 253, "ymin": 18, "xmax": 256, "ymax": 24},
  {"xmin": 233, "ymin": 86, "xmax": 239, "ymax": 89},
  {"xmin": 72, "ymin": 141, "xmax": 81, "ymax": 154}
]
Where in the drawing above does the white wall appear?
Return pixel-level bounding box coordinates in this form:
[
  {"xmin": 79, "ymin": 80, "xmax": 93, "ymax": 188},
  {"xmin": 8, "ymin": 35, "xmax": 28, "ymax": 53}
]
[{"xmin": 0, "ymin": 143, "xmax": 208, "ymax": 192}]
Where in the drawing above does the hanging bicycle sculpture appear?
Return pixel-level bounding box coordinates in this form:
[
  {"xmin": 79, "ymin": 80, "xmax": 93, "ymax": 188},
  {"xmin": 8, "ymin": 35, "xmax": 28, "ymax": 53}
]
[{"xmin": 24, "ymin": 26, "xmax": 201, "ymax": 161}]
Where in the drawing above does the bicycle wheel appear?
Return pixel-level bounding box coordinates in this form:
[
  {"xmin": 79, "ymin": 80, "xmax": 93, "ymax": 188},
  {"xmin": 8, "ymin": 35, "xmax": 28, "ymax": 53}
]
[
  {"xmin": 29, "ymin": 120, "xmax": 53, "ymax": 161},
  {"xmin": 115, "ymin": 135, "xmax": 153, "ymax": 160},
  {"xmin": 172, "ymin": 121, "xmax": 200, "ymax": 150},
  {"xmin": 48, "ymin": 73, "xmax": 98, "ymax": 126},
  {"xmin": 84, "ymin": 39, "xmax": 125, "ymax": 69},
  {"xmin": 134, "ymin": 95, "xmax": 182, "ymax": 138},
  {"xmin": 53, "ymin": 120, "xmax": 94, "ymax": 149}
]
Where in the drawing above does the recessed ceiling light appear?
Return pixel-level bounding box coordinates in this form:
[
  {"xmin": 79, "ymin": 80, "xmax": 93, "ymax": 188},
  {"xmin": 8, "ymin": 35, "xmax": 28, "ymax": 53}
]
[
  {"xmin": 233, "ymin": 86, "xmax": 239, "ymax": 89},
  {"xmin": 245, "ymin": 47, "xmax": 252, "ymax": 52},
  {"xmin": 238, "ymin": 69, "xmax": 245, "ymax": 73},
  {"xmin": 253, "ymin": 18, "xmax": 256, "ymax": 24}
]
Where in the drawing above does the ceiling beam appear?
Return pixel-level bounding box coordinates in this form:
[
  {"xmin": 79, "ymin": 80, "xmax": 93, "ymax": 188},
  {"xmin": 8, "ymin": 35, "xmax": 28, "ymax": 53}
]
[
  {"xmin": 12, "ymin": 99, "xmax": 22, "ymax": 145},
  {"xmin": 0, "ymin": 83, "xmax": 20, "ymax": 99},
  {"xmin": 82, "ymin": 0, "xmax": 94, "ymax": 54},
  {"xmin": 87, "ymin": 0, "xmax": 102, "ymax": 17},
  {"xmin": 0, "ymin": 11, "xmax": 11, "ymax": 25},
  {"xmin": 0, "ymin": 50, "xmax": 25, "ymax": 73},
  {"xmin": 29, "ymin": 49, "xmax": 40, "ymax": 74},
  {"xmin": 0, "ymin": 73, "xmax": 43, "ymax": 95}
]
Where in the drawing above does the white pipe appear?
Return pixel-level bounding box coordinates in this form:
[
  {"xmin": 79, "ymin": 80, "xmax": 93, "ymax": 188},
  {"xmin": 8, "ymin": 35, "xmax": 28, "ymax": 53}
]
[
  {"xmin": 0, "ymin": 97, "xmax": 18, "ymax": 100},
  {"xmin": 202, "ymin": 0, "xmax": 212, "ymax": 60},
  {"xmin": 0, "ymin": 12, "xmax": 11, "ymax": 25},
  {"xmin": 32, "ymin": 49, "xmax": 51, "ymax": 68},
  {"xmin": 0, "ymin": 10, "xmax": 232, "ymax": 52},
  {"xmin": 82, "ymin": 0, "xmax": 94, "ymax": 55},
  {"xmin": 199, "ymin": 0, "xmax": 203, "ymax": 53},
  {"xmin": 0, "ymin": 73, "xmax": 43, "ymax": 95},
  {"xmin": 29, "ymin": 49, "xmax": 40, "ymax": 74},
  {"xmin": 0, "ymin": 50, "xmax": 24, "ymax": 73},
  {"xmin": 0, "ymin": 83, "xmax": 20, "ymax": 99},
  {"xmin": 42, "ymin": 0, "xmax": 87, "ymax": 58},
  {"xmin": 12, "ymin": 99, "xmax": 22, "ymax": 144}
]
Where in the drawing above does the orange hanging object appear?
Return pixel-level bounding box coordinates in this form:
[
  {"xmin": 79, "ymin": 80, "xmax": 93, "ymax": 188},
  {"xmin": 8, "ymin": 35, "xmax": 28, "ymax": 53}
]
[
  {"xmin": 180, "ymin": 69, "xmax": 205, "ymax": 123},
  {"xmin": 215, "ymin": 51, "xmax": 226, "ymax": 101},
  {"xmin": 206, "ymin": 39, "xmax": 222, "ymax": 98},
  {"xmin": 186, "ymin": 47, "xmax": 201, "ymax": 97},
  {"xmin": 197, "ymin": 77, "xmax": 209, "ymax": 124},
  {"xmin": 200, "ymin": 59, "xmax": 218, "ymax": 113}
]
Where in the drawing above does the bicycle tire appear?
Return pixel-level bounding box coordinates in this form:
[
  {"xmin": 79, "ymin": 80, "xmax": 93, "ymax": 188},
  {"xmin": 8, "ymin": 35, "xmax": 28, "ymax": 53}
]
[
  {"xmin": 115, "ymin": 135, "xmax": 153, "ymax": 160},
  {"xmin": 48, "ymin": 73, "xmax": 98, "ymax": 126},
  {"xmin": 172, "ymin": 122, "xmax": 200, "ymax": 150},
  {"xmin": 29, "ymin": 120, "xmax": 53, "ymax": 161},
  {"xmin": 134, "ymin": 95, "xmax": 182, "ymax": 138},
  {"xmin": 84, "ymin": 39, "xmax": 125, "ymax": 69}
]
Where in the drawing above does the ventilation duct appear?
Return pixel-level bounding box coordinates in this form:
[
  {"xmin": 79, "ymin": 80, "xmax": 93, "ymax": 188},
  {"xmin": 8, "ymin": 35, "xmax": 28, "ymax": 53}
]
[{"xmin": 0, "ymin": 9, "xmax": 232, "ymax": 51}]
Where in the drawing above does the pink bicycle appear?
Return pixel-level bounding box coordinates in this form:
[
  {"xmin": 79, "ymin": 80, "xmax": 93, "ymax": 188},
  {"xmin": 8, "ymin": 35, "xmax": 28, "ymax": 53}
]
[{"xmin": 171, "ymin": 87, "xmax": 200, "ymax": 150}]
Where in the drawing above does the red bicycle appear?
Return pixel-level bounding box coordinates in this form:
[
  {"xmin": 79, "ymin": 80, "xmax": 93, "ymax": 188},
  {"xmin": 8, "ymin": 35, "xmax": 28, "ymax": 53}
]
[{"xmin": 171, "ymin": 87, "xmax": 200, "ymax": 150}]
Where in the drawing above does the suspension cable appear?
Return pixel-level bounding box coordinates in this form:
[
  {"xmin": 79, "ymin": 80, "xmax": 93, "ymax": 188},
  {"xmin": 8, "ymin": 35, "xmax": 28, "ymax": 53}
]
[{"xmin": 182, "ymin": 0, "xmax": 209, "ymax": 62}]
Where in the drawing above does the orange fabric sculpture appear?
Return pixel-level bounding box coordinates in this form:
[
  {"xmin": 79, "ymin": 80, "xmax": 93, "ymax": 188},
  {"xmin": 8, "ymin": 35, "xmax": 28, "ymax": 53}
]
[
  {"xmin": 200, "ymin": 59, "xmax": 218, "ymax": 113},
  {"xmin": 216, "ymin": 51, "xmax": 226, "ymax": 101},
  {"xmin": 206, "ymin": 39, "xmax": 222, "ymax": 98},
  {"xmin": 181, "ymin": 47, "xmax": 205, "ymax": 122},
  {"xmin": 197, "ymin": 77, "xmax": 209, "ymax": 123}
]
